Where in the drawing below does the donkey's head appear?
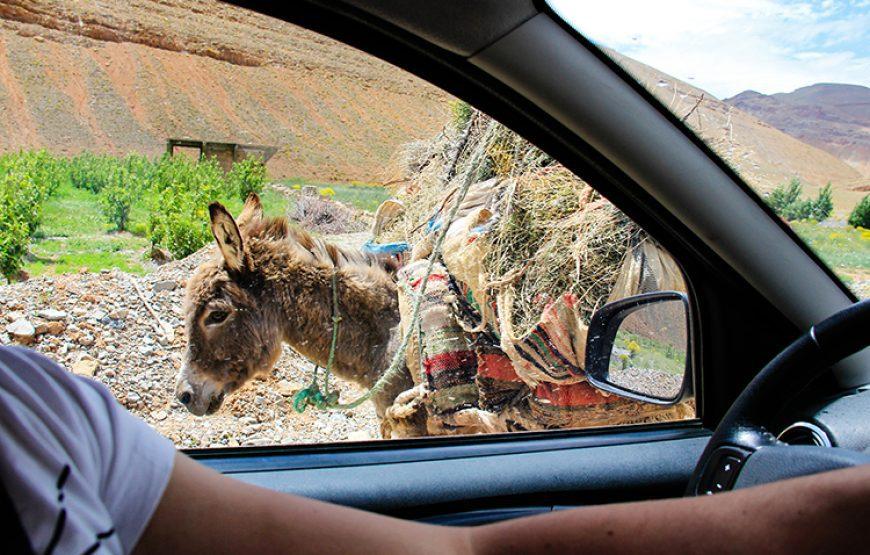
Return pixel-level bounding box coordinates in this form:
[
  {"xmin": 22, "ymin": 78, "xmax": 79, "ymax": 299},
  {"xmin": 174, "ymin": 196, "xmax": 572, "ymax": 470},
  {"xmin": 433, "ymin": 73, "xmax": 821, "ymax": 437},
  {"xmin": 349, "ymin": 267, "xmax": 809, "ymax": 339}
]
[{"xmin": 175, "ymin": 194, "xmax": 285, "ymax": 416}]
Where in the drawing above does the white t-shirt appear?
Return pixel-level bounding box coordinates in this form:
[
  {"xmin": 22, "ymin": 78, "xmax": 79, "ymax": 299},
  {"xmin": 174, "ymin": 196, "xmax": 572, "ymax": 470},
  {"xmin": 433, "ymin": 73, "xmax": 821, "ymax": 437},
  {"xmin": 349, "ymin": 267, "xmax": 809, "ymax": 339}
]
[{"xmin": 0, "ymin": 346, "xmax": 175, "ymax": 554}]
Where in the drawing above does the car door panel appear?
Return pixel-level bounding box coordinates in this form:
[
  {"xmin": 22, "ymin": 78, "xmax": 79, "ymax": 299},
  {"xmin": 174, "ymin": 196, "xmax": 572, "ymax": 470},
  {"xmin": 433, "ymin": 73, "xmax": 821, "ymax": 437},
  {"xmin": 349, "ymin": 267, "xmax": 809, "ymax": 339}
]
[{"xmin": 193, "ymin": 428, "xmax": 708, "ymax": 516}]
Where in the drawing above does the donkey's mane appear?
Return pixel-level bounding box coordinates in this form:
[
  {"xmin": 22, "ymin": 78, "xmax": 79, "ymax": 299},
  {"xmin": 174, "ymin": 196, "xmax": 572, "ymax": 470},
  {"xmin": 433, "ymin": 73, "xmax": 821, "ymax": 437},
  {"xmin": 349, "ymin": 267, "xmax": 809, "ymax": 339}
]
[{"xmin": 244, "ymin": 215, "xmax": 397, "ymax": 276}]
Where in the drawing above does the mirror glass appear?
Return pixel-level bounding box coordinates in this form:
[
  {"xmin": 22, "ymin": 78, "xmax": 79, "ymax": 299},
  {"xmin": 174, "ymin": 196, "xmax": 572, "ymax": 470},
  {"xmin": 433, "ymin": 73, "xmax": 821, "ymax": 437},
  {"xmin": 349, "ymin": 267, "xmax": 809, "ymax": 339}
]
[{"xmin": 608, "ymin": 299, "xmax": 687, "ymax": 400}]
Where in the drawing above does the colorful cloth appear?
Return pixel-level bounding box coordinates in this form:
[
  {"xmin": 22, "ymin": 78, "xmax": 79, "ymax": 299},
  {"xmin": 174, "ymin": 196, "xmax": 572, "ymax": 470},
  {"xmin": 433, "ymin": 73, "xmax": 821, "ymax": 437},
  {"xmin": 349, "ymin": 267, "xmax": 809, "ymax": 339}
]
[{"xmin": 398, "ymin": 260, "xmax": 479, "ymax": 415}]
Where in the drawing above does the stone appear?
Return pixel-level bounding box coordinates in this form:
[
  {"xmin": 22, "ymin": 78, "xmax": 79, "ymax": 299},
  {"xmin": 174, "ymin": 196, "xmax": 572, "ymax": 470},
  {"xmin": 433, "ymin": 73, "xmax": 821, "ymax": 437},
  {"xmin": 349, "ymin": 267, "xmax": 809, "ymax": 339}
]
[
  {"xmin": 6, "ymin": 319, "xmax": 36, "ymax": 344},
  {"xmin": 109, "ymin": 308, "xmax": 128, "ymax": 320},
  {"xmin": 152, "ymin": 410, "xmax": 168, "ymax": 421},
  {"xmin": 6, "ymin": 311, "xmax": 25, "ymax": 323},
  {"xmin": 276, "ymin": 379, "xmax": 298, "ymax": 397},
  {"xmin": 346, "ymin": 430, "xmax": 372, "ymax": 442},
  {"xmin": 242, "ymin": 438, "xmax": 272, "ymax": 447},
  {"xmin": 88, "ymin": 309, "xmax": 108, "ymax": 322},
  {"xmin": 77, "ymin": 334, "xmax": 95, "ymax": 347},
  {"xmin": 125, "ymin": 392, "xmax": 141, "ymax": 405},
  {"xmin": 153, "ymin": 280, "xmax": 177, "ymax": 293},
  {"xmin": 39, "ymin": 321, "xmax": 66, "ymax": 336},
  {"xmin": 37, "ymin": 309, "xmax": 67, "ymax": 321},
  {"xmin": 71, "ymin": 358, "xmax": 99, "ymax": 378},
  {"xmin": 150, "ymin": 246, "xmax": 173, "ymax": 265}
]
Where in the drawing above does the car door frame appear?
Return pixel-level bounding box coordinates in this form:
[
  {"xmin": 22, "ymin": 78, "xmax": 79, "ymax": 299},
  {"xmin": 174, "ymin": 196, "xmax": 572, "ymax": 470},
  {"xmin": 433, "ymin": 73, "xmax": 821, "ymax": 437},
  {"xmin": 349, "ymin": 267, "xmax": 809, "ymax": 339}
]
[{"xmin": 184, "ymin": 0, "xmax": 853, "ymax": 511}]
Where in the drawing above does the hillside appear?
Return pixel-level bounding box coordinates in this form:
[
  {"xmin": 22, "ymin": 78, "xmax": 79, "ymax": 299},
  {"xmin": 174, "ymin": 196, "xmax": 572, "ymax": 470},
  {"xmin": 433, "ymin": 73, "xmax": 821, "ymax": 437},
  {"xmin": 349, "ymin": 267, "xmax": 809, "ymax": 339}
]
[
  {"xmin": 0, "ymin": 0, "xmax": 452, "ymax": 182},
  {"xmin": 0, "ymin": 0, "xmax": 865, "ymax": 207},
  {"xmin": 607, "ymin": 51, "xmax": 867, "ymax": 213},
  {"xmin": 725, "ymin": 84, "xmax": 870, "ymax": 179}
]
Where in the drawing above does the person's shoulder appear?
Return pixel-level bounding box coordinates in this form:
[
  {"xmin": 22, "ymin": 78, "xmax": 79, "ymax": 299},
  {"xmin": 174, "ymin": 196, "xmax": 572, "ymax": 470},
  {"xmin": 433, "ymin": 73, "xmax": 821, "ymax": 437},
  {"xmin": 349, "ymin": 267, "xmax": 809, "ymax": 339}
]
[
  {"xmin": 0, "ymin": 345, "xmax": 69, "ymax": 381},
  {"xmin": 0, "ymin": 345, "xmax": 58, "ymax": 364}
]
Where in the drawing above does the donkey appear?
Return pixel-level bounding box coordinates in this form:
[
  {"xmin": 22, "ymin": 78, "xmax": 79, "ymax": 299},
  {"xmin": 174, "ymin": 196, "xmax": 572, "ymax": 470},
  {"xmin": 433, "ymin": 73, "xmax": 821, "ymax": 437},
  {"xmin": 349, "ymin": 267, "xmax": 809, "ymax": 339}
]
[{"xmin": 175, "ymin": 194, "xmax": 417, "ymax": 430}]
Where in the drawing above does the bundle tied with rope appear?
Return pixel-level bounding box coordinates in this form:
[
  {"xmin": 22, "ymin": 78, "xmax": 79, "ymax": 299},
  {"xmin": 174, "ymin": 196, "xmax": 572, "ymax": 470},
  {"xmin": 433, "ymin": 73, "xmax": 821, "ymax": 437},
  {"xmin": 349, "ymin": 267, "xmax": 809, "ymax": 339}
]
[
  {"xmin": 371, "ymin": 107, "xmax": 692, "ymax": 431},
  {"xmin": 293, "ymin": 105, "xmax": 692, "ymax": 432}
]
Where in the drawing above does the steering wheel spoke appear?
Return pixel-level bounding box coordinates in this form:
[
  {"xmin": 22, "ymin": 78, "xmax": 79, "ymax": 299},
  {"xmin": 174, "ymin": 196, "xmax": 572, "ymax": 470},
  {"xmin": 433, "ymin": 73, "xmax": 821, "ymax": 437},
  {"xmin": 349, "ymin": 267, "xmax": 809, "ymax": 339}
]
[{"xmin": 687, "ymin": 300, "xmax": 870, "ymax": 496}]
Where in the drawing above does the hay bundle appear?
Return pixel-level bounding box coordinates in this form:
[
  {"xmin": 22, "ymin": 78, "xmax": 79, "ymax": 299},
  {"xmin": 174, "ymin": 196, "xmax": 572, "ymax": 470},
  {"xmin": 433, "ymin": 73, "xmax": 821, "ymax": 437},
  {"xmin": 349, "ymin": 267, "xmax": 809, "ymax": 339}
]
[
  {"xmin": 486, "ymin": 167, "xmax": 638, "ymax": 334},
  {"xmin": 379, "ymin": 107, "xmax": 640, "ymax": 335}
]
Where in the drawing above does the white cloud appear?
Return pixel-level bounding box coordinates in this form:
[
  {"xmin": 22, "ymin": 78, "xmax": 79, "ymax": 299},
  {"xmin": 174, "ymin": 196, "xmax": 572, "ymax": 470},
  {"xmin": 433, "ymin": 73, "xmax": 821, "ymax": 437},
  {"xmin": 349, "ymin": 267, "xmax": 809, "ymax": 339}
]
[{"xmin": 548, "ymin": 0, "xmax": 870, "ymax": 98}]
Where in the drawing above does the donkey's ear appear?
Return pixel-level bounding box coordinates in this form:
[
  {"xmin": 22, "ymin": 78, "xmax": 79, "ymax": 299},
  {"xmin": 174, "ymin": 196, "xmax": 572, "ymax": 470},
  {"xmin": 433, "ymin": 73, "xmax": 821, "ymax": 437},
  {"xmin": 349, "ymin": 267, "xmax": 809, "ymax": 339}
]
[
  {"xmin": 236, "ymin": 192, "xmax": 263, "ymax": 229},
  {"xmin": 209, "ymin": 202, "xmax": 246, "ymax": 272}
]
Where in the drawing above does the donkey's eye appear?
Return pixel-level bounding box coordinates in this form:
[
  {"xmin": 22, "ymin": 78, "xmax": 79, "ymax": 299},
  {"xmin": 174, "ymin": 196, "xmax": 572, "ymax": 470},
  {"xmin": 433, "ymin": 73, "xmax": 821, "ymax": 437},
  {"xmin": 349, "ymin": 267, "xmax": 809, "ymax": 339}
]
[{"xmin": 205, "ymin": 310, "xmax": 230, "ymax": 325}]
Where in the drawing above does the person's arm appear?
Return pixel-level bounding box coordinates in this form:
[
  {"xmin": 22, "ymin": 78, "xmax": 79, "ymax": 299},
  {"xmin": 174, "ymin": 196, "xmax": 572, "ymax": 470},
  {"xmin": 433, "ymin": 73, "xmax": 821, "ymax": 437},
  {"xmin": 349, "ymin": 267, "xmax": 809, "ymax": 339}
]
[
  {"xmin": 133, "ymin": 452, "xmax": 470, "ymax": 555},
  {"xmin": 136, "ymin": 451, "xmax": 870, "ymax": 555}
]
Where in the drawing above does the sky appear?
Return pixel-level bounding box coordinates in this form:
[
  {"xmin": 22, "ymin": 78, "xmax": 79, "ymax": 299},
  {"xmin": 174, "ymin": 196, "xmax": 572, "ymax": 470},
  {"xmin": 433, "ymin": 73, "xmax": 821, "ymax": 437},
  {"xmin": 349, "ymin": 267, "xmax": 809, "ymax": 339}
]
[{"xmin": 548, "ymin": 0, "xmax": 870, "ymax": 99}]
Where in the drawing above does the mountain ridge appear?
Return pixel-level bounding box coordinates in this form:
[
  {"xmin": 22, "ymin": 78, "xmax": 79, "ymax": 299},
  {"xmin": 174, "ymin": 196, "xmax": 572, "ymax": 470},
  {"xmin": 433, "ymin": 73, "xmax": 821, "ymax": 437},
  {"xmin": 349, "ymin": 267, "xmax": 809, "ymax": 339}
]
[{"xmin": 724, "ymin": 83, "xmax": 870, "ymax": 179}]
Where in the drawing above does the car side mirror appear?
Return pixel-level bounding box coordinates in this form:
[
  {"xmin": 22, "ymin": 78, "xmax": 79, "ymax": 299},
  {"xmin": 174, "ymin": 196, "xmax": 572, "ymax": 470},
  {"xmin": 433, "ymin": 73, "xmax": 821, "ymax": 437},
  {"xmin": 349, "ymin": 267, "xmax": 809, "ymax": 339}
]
[{"xmin": 585, "ymin": 291, "xmax": 691, "ymax": 405}]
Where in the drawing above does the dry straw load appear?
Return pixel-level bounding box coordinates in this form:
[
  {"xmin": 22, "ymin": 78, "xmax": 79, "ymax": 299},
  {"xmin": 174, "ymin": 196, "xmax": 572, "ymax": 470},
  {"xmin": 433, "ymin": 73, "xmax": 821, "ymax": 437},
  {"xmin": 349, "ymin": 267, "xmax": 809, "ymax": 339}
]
[
  {"xmin": 379, "ymin": 106, "xmax": 642, "ymax": 336},
  {"xmin": 376, "ymin": 105, "xmax": 693, "ymax": 433}
]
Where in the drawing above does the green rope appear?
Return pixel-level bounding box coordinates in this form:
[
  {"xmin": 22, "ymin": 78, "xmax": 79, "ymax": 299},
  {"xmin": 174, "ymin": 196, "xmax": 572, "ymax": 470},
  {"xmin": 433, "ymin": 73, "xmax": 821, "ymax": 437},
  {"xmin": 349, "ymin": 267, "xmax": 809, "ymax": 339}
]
[
  {"xmin": 293, "ymin": 270, "xmax": 342, "ymax": 411},
  {"xmin": 293, "ymin": 120, "xmax": 497, "ymax": 413}
]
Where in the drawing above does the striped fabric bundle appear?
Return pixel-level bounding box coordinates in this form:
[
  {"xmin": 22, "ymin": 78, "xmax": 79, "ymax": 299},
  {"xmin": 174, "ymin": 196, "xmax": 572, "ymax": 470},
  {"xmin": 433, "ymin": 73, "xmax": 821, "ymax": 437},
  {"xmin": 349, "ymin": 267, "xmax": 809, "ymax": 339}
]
[
  {"xmin": 398, "ymin": 261, "xmax": 479, "ymax": 415},
  {"xmin": 397, "ymin": 258, "xmax": 614, "ymax": 432}
]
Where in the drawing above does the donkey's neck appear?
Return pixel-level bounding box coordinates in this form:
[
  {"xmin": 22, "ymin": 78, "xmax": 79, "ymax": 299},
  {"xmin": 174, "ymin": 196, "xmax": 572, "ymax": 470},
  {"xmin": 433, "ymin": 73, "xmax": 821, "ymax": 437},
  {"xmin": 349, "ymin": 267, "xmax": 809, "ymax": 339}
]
[{"xmin": 252, "ymin": 239, "xmax": 400, "ymax": 389}]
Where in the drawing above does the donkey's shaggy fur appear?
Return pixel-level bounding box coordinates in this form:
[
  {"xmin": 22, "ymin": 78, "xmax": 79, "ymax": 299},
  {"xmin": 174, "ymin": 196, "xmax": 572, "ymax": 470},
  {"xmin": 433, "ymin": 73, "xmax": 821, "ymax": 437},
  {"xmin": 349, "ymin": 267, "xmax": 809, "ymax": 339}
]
[{"xmin": 175, "ymin": 194, "xmax": 415, "ymax": 428}]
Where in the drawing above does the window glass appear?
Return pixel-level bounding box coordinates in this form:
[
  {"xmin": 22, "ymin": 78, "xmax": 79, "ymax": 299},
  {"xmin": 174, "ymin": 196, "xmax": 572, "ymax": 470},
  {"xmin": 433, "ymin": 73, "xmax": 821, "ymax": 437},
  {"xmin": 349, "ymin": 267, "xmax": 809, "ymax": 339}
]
[
  {"xmin": 550, "ymin": 0, "xmax": 870, "ymax": 300},
  {"xmin": 1, "ymin": 0, "xmax": 693, "ymax": 448}
]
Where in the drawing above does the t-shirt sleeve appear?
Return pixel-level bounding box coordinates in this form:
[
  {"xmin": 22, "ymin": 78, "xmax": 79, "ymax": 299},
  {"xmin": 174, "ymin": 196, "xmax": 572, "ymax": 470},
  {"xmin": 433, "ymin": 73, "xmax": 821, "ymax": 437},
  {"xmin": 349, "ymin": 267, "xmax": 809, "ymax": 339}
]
[{"xmin": 0, "ymin": 346, "xmax": 176, "ymax": 554}]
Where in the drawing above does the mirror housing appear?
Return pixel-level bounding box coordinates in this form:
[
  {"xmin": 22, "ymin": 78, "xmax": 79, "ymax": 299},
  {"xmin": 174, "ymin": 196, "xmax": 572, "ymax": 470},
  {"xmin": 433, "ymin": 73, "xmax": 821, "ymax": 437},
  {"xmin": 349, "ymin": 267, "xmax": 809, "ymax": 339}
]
[{"xmin": 585, "ymin": 291, "xmax": 691, "ymax": 405}]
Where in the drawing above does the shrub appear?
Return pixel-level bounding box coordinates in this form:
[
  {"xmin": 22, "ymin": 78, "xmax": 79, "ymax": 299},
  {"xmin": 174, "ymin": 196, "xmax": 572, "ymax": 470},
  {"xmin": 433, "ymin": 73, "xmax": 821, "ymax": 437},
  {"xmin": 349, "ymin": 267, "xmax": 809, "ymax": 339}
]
[
  {"xmin": 0, "ymin": 151, "xmax": 62, "ymax": 281},
  {"xmin": 0, "ymin": 185, "xmax": 32, "ymax": 282},
  {"xmin": 100, "ymin": 155, "xmax": 152, "ymax": 231},
  {"xmin": 69, "ymin": 152, "xmax": 114, "ymax": 193},
  {"xmin": 849, "ymin": 195, "xmax": 870, "ymax": 229},
  {"xmin": 290, "ymin": 195, "xmax": 365, "ymax": 234},
  {"xmin": 765, "ymin": 179, "xmax": 834, "ymax": 222},
  {"xmin": 226, "ymin": 156, "xmax": 267, "ymax": 201},
  {"xmin": 147, "ymin": 155, "xmax": 228, "ymax": 258},
  {"xmin": 450, "ymin": 99, "xmax": 473, "ymax": 129}
]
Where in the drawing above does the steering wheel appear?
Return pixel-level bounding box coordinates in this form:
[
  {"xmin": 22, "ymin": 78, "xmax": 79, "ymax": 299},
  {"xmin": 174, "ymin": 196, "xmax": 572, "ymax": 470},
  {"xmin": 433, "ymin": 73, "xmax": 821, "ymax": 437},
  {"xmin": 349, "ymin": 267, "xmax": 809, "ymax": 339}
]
[{"xmin": 686, "ymin": 299, "xmax": 870, "ymax": 496}]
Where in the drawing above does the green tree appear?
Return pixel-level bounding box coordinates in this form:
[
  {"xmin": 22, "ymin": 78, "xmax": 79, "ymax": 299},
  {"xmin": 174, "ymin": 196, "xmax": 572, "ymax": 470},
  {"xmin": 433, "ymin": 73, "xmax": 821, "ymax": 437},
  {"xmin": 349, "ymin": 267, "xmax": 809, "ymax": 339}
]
[
  {"xmin": 99, "ymin": 155, "xmax": 152, "ymax": 231},
  {"xmin": 765, "ymin": 179, "xmax": 834, "ymax": 222},
  {"xmin": 849, "ymin": 195, "xmax": 870, "ymax": 229},
  {"xmin": 810, "ymin": 183, "xmax": 833, "ymax": 221}
]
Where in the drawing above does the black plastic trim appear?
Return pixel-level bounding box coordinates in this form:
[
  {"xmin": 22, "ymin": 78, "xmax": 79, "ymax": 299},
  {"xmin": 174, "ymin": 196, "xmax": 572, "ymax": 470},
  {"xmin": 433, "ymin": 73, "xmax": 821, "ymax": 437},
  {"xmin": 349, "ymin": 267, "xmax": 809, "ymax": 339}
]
[{"xmin": 191, "ymin": 422, "xmax": 708, "ymax": 473}]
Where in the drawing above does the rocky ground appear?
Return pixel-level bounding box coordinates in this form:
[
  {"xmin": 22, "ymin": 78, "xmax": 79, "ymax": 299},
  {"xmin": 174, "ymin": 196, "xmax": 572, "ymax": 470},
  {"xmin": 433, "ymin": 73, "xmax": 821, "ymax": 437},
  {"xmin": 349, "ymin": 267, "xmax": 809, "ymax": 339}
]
[{"xmin": 0, "ymin": 247, "xmax": 380, "ymax": 449}]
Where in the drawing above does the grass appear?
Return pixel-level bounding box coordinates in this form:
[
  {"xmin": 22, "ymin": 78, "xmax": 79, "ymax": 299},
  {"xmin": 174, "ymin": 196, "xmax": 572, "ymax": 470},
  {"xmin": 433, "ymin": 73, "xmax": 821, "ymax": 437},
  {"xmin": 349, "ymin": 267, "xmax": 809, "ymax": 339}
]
[
  {"xmin": 27, "ymin": 182, "xmax": 150, "ymax": 276},
  {"xmin": 24, "ymin": 180, "xmax": 388, "ymax": 277},
  {"xmin": 613, "ymin": 331, "xmax": 687, "ymax": 377},
  {"xmin": 26, "ymin": 183, "xmax": 291, "ymax": 277},
  {"xmin": 790, "ymin": 220, "xmax": 870, "ymax": 294}
]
